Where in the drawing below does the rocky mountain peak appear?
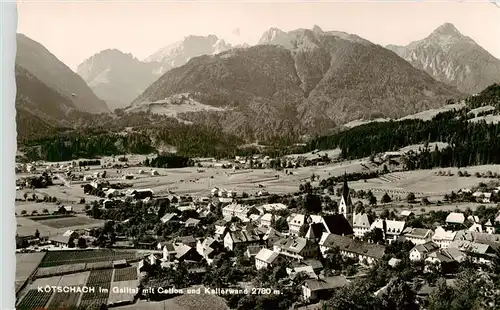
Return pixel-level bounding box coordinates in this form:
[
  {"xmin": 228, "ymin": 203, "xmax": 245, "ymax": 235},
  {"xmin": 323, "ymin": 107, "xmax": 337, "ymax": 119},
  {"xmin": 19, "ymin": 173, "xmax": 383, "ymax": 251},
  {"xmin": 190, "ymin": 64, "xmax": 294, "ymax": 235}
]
[{"xmin": 431, "ymin": 23, "xmax": 463, "ymax": 37}]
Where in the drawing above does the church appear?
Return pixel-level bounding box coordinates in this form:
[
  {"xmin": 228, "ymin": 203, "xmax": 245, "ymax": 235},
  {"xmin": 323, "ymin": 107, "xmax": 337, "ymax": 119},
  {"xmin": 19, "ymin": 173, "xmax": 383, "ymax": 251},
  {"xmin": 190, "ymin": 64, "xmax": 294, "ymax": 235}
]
[{"xmin": 338, "ymin": 174, "xmax": 353, "ymax": 222}]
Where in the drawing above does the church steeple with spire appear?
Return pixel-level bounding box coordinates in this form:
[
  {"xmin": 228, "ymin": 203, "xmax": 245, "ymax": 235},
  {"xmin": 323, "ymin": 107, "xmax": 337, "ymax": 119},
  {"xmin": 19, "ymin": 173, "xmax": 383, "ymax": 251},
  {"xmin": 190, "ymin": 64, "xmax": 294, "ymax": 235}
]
[{"xmin": 338, "ymin": 172, "xmax": 352, "ymax": 221}]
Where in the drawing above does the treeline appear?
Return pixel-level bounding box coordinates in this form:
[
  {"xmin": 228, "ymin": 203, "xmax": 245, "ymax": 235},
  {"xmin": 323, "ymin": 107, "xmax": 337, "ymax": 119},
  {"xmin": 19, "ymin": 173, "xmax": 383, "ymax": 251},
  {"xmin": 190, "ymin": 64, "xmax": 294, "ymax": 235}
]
[
  {"xmin": 144, "ymin": 154, "xmax": 195, "ymax": 169},
  {"xmin": 22, "ymin": 132, "xmax": 154, "ymax": 162},
  {"xmin": 78, "ymin": 160, "xmax": 101, "ymax": 166},
  {"xmin": 465, "ymin": 83, "xmax": 500, "ymax": 109},
  {"xmin": 308, "ymin": 84, "xmax": 500, "ymax": 161}
]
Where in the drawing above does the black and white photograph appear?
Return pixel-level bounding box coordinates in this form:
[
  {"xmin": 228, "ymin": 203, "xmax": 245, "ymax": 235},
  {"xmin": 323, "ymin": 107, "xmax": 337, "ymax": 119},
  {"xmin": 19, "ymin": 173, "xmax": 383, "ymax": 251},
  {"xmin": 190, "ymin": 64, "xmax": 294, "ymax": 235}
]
[{"xmin": 8, "ymin": 0, "xmax": 500, "ymax": 309}]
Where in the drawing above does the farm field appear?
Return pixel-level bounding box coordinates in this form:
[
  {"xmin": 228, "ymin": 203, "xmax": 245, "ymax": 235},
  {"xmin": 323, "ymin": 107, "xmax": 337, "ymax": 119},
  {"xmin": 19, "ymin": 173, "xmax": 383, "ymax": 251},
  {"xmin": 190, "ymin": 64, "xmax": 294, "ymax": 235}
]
[
  {"xmin": 113, "ymin": 266, "xmax": 138, "ymax": 282},
  {"xmin": 39, "ymin": 250, "xmax": 138, "ymax": 267},
  {"xmin": 81, "ymin": 158, "xmax": 372, "ymax": 197},
  {"xmin": 35, "ymin": 215, "xmax": 103, "ymax": 229},
  {"xmin": 16, "ymin": 214, "xmax": 104, "ymax": 238},
  {"xmin": 81, "ymin": 269, "xmax": 114, "ymax": 308},
  {"xmin": 115, "ymin": 286, "xmax": 229, "ymax": 310},
  {"xmin": 36, "ymin": 263, "xmax": 87, "ymax": 278},
  {"xmin": 18, "ymin": 272, "xmax": 90, "ymax": 309},
  {"xmin": 108, "ymin": 279, "xmax": 139, "ymax": 306},
  {"xmin": 348, "ymin": 166, "xmax": 500, "ymax": 200},
  {"xmin": 15, "ymin": 252, "xmax": 46, "ymax": 293},
  {"xmin": 16, "ymin": 289, "xmax": 53, "ymax": 310}
]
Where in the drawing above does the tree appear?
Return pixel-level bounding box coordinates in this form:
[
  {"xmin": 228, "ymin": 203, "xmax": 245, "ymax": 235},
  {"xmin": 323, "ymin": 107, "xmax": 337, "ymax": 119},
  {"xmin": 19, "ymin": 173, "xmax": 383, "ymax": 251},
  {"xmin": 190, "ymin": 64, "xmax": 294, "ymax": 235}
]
[
  {"xmin": 68, "ymin": 237, "xmax": 76, "ymax": 248},
  {"xmin": 34, "ymin": 229, "xmax": 40, "ymax": 239},
  {"xmin": 364, "ymin": 228, "xmax": 384, "ymax": 244},
  {"xmin": 406, "ymin": 192, "xmax": 416, "ymax": 203},
  {"xmin": 21, "ymin": 210, "xmax": 27, "ymax": 216},
  {"xmin": 77, "ymin": 237, "xmax": 87, "ymax": 248},
  {"xmin": 380, "ymin": 277, "xmax": 418, "ymax": 310},
  {"xmin": 324, "ymin": 280, "xmax": 382, "ymax": 310},
  {"xmin": 369, "ymin": 195, "xmax": 377, "ymax": 205},
  {"xmin": 42, "ymin": 208, "xmax": 49, "ymax": 214},
  {"xmin": 273, "ymin": 217, "xmax": 289, "ymax": 233},
  {"xmin": 23, "ymin": 192, "xmax": 28, "ymax": 201},
  {"xmin": 421, "ymin": 197, "xmax": 430, "ymax": 206},
  {"xmin": 381, "ymin": 193, "xmax": 392, "ymax": 204}
]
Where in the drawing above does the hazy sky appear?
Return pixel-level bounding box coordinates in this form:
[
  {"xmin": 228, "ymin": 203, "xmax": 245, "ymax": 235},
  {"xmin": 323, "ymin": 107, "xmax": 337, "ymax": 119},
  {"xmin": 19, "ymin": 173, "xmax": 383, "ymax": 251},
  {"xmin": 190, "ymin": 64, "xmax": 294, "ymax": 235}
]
[{"xmin": 17, "ymin": 0, "xmax": 500, "ymax": 71}]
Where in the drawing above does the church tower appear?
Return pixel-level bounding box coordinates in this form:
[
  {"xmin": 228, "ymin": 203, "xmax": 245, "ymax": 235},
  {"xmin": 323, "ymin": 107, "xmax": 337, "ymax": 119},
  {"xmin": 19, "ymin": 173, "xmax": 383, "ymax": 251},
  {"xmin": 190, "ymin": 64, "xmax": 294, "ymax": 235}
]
[{"xmin": 338, "ymin": 173, "xmax": 352, "ymax": 221}]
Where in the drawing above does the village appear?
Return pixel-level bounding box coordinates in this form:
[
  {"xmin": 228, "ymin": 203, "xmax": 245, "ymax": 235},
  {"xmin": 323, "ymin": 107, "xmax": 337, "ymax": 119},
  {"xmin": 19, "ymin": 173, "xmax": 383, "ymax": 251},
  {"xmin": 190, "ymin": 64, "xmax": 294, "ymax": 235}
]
[{"xmin": 14, "ymin": 152, "xmax": 500, "ymax": 309}]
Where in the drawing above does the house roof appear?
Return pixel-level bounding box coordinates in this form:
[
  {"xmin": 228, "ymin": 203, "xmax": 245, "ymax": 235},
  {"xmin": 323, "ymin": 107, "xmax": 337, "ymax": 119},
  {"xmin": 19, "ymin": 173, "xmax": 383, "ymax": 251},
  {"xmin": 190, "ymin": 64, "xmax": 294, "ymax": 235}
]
[
  {"xmin": 320, "ymin": 233, "xmax": 386, "ymax": 260},
  {"xmin": 404, "ymin": 228, "xmax": 433, "ymax": 239},
  {"xmin": 370, "ymin": 219, "xmax": 405, "ymax": 235},
  {"xmin": 292, "ymin": 259, "xmax": 323, "ymax": 270},
  {"xmin": 228, "ymin": 230, "xmax": 260, "ymax": 243},
  {"xmin": 446, "ymin": 212, "xmax": 465, "ymax": 224},
  {"xmin": 443, "ymin": 247, "xmax": 466, "ymax": 262},
  {"xmin": 468, "ymin": 223, "xmax": 483, "ymax": 233},
  {"xmin": 426, "ymin": 251, "xmax": 455, "ymax": 263},
  {"xmin": 49, "ymin": 234, "xmax": 72, "ymax": 244},
  {"xmin": 274, "ymin": 236, "xmax": 315, "ymax": 254},
  {"xmin": 432, "ymin": 227, "xmax": 457, "ymax": 241},
  {"xmin": 215, "ymin": 226, "xmax": 227, "ymax": 235},
  {"xmin": 388, "ymin": 258, "xmax": 401, "ymax": 267},
  {"xmin": 353, "ymin": 213, "xmax": 371, "ymax": 228},
  {"xmin": 306, "ymin": 223, "xmax": 325, "ymax": 240},
  {"xmin": 288, "ymin": 214, "xmax": 306, "ymax": 226},
  {"xmin": 176, "ymin": 235, "xmax": 196, "ymax": 245},
  {"xmin": 468, "ymin": 215, "xmax": 480, "ymax": 223},
  {"xmin": 174, "ymin": 243, "xmax": 193, "ymax": 259},
  {"xmin": 321, "ymin": 214, "xmax": 354, "ymax": 235},
  {"xmin": 185, "ymin": 218, "xmax": 200, "ymax": 227},
  {"xmin": 304, "ymin": 276, "xmax": 349, "ymax": 292},
  {"xmin": 449, "ymin": 240, "xmax": 492, "ymax": 255},
  {"xmin": 160, "ymin": 213, "xmax": 177, "ymax": 223},
  {"xmin": 288, "ymin": 266, "xmax": 317, "ymax": 280},
  {"xmin": 260, "ymin": 213, "xmax": 274, "ymax": 222},
  {"xmin": 412, "ymin": 241, "xmax": 440, "ymax": 254},
  {"xmin": 255, "ymin": 248, "xmax": 281, "ymax": 264},
  {"xmin": 400, "ymin": 210, "xmax": 413, "ymax": 217},
  {"xmin": 246, "ymin": 245, "xmax": 264, "ymax": 256},
  {"xmin": 160, "ymin": 242, "xmax": 176, "ymax": 253},
  {"xmin": 263, "ymin": 227, "xmax": 282, "ymax": 242},
  {"xmin": 259, "ymin": 203, "xmax": 288, "ymax": 212}
]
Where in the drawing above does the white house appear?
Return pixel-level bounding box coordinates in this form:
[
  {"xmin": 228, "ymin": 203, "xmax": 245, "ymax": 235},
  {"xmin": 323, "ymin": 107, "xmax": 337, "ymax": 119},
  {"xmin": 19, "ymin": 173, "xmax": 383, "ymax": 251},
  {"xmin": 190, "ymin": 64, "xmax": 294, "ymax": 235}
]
[
  {"xmin": 409, "ymin": 242, "xmax": 440, "ymax": 261},
  {"xmin": 222, "ymin": 204, "xmax": 249, "ymax": 219},
  {"xmin": 485, "ymin": 220, "xmax": 496, "ymax": 234},
  {"xmin": 446, "ymin": 212, "xmax": 465, "ymax": 225},
  {"xmin": 319, "ymin": 233, "xmax": 386, "ymax": 265},
  {"xmin": 353, "ymin": 213, "xmax": 371, "ymax": 238},
  {"xmin": 432, "ymin": 227, "xmax": 457, "ymax": 248},
  {"xmin": 370, "ymin": 219, "xmax": 405, "ymax": 244},
  {"xmin": 302, "ymin": 276, "xmax": 349, "ymax": 302},
  {"xmin": 402, "ymin": 228, "xmax": 434, "ymax": 245},
  {"xmin": 255, "ymin": 248, "xmax": 283, "ymax": 270},
  {"xmin": 260, "ymin": 213, "xmax": 278, "ymax": 228},
  {"xmin": 288, "ymin": 214, "xmax": 306, "ymax": 237}
]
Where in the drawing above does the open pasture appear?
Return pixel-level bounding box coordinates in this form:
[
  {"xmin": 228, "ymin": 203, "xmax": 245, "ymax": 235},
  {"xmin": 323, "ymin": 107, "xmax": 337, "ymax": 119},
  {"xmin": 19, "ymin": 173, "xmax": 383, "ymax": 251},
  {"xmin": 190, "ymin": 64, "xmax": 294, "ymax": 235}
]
[
  {"xmin": 96, "ymin": 158, "xmax": 371, "ymax": 197},
  {"xmin": 35, "ymin": 215, "xmax": 103, "ymax": 229},
  {"xmin": 15, "ymin": 252, "xmax": 46, "ymax": 292},
  {"xmin": 349, "ymin": 166, "xmax": 500, "ymax": 199},
  {"xmin": 39, "ymin": 250, "xmax": 137, "ymax": 267}
]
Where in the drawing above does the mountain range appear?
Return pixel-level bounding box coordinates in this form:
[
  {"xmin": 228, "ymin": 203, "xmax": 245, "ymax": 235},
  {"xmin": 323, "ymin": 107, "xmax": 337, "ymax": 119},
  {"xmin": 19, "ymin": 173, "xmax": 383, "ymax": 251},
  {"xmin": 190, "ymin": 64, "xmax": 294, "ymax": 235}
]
[
  {"xmin": 16, "ymin": 34, "xmax": 110, "ymax": 114},
  {"xmin": 77, "ymin": 35, "xmax": 241, "ymax": 110},
  {"xmin": 386, "ymin": 23, "xmax": 500, "ymax": 94},
  {"xmin": 128, "ymin": 25, "xmax": 461, "ymax": 140},
  {"xmin": 15, "ymin": 23, "xmax": 500, "ymax": 143}
]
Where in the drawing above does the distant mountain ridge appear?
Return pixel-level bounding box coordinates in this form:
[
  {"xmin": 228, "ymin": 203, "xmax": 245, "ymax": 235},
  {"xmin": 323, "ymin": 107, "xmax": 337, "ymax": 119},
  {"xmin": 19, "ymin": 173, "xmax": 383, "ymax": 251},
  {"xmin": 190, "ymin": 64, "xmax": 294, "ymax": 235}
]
[
  {"xmin": 129, "ymin": 26, "xmax": 462, "ymax": 141},
  {"xmin": 386, "ymin": 23, "xmax": 500, "ymax": 94},
  {"xmin": 77, "ymin": 49, "xmax": 160, "ymax": 111},
  {"xmin": 77, "ymin": 35, "xmax": 237, "ymax": 109},
  {"xmin": 16, "ymin": 33, "xmax": 110, "ymax": 114}
]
